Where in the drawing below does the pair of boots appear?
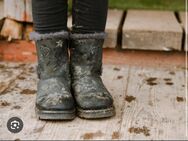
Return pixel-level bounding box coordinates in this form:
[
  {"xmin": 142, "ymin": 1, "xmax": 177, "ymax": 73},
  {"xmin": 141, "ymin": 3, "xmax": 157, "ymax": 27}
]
[{"xmin": 30, "ymin": 31, "xmax": 115, "ymax": 120}]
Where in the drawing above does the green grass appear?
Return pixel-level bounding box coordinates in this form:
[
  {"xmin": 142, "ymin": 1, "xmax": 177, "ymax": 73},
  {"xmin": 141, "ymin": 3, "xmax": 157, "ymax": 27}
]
[
  {"xmin": 68, "ymin": 0, "xmax": 186, "ymax": 12},
  {"xmin": 108, "ymin": 0, "xmax": 186, "ymax": 11}
]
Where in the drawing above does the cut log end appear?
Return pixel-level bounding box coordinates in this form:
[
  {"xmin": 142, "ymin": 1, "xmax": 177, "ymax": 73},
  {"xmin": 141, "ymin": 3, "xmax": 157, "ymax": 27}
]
[{"xmin": 0, "ymin": 18, "xmax": 23, "ymax": 40}]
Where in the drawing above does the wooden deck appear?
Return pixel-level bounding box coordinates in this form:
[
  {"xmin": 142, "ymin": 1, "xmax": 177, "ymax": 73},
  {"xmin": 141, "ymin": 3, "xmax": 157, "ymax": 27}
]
[{"xmin": 0, "ymin": 61, "xmax": 187, "ymax": 140}]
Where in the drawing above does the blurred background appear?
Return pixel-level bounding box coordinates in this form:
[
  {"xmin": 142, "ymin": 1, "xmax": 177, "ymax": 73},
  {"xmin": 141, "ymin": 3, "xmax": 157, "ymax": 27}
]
[
  {"xmin": 0, "ymin": 0, "xmax": 187, "ymax": 60},
  {"xmin": 108, "ymin": 0, "xmax": 185, "ymax": 11}
]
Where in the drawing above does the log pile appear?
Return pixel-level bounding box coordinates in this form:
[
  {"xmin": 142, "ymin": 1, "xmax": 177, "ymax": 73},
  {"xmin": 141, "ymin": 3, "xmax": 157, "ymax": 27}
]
[{"xmin": 0, "ymin": 0, "xmax": 33, "ymax": 41}]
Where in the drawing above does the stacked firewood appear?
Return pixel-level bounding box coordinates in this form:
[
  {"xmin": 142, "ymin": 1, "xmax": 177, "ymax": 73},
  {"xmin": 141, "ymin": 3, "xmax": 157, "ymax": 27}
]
[{"xmin": 0, "ymin": 0, "xmax": 33, "ymax": 41}]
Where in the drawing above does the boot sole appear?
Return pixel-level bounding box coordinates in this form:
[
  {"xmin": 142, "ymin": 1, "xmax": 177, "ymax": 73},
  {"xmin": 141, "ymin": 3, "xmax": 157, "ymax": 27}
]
[
  {"xmin": 36, "ymin": 108, "xmax": 76, "ymax": 120},
  {"xmin": 77, "ymin": 106, "xmax": 115, "ymax": 119}
]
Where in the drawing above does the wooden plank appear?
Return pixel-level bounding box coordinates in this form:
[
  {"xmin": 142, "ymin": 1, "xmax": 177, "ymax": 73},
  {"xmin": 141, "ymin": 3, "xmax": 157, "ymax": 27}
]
[
  {"xmin": 119, "ymin": 66, "xmax": 187, "ymax": 140},
  {"xmin": 0, "ymin": 64, "xmax": 129, "ymax": 140},
  {"xmin": 0, "ymin": 0, "xmax": 4, "ymax": 30},
  {"xmin": 122, "ymin": 10, "xmax": 183, "ymax": 51},
  {"xmin": 36, "ymin": 65, "xmax": 129, "ymax": 140},
  {"xmin": 104, "ymin": 10, "xmax": 124, "ymax": 48},
  {"xmin": 4, "ymin": 0, "xmax": 32, "ymax": 22},
  {"xmin": 0, "ymin": 62, "xmax": 23, "ymax": 94},
  {"xmin": 0, "ymin": 63, "xmax": 46, "ymax": 140},
  {"xmin": 4, "ymin": 0, "xmax": 25, "ymax": 22},
  {"xmin": 0, "ymin": 18, "xmax": 23, "ymax": 40},
  {"xmin": 0, "ymin": 62, "xmax": 186, "ymax": 140},
  {"xmin": 179, "ymin": 12, "xmax": 187, "ymax": 51},
  {"xmin": 25, "ymin": 0, "xmax": 33, "ymax": 22},
  {"xmin": 0, "ymin": 0, "xmax": 4, "ymax": 19},
  {"xmin": 67, "ymin": 10, "xmax": 124, "ymax": 48}
]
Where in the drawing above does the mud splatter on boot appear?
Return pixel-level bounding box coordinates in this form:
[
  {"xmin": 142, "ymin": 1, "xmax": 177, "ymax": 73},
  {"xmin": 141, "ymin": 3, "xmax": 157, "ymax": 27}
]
[
  {"xmin": 30, "ymin": 31, "xmax": 75, "ymax": 120},
  {"xmin": 70, "ymin": 33, "xmax": 115, "ymax": 119}
]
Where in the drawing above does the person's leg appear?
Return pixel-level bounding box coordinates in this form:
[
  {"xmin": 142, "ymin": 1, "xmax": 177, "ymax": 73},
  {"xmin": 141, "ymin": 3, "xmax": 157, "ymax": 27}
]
[
  {"xmin": 70, "ymin": 0, "xmax": 115, "ymax": 119},
  {"xmin": 31, "ymin": 0, "xmax": 75, "ymax": 120},
  {"xmin": 72, "ymin": 0, "xmax": 108, "ymax": 33},
  {"xmin": 32, "ymin": 0, "xmax": 68, "ymax": 33}
]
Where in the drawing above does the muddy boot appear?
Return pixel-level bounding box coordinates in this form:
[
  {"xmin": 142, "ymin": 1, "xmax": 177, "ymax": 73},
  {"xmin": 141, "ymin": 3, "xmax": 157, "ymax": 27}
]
[
  {"xmin": 30, "ymin": 31, "xmax": 75, "ymax": 120},
  {"xmin": 70, "ymin": 33, "xmax": 115, "ymax": 119}
]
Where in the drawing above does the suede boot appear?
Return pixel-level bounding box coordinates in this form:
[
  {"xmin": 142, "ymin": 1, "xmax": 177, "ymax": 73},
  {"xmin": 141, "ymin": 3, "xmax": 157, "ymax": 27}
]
[
  {"xmin": 70, "ymin": 33, "xmax": 115, "ymax": 119},
  {"xmin": 30, "ymin": 31, "xmax": 75, "ymax": 120}
]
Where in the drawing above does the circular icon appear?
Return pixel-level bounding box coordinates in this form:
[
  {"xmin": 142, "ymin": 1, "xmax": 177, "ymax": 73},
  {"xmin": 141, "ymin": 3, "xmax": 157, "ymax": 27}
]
[{"xmin": 7, "ymin": 117, "xmax": 23, "ymax": 133}]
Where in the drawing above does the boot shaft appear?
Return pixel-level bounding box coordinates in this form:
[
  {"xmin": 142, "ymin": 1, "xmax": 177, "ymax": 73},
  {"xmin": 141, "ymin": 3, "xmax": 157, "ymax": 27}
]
[
  {"xmin": 30, "ymin": 31, "xmax": 70, "ymax": 79},
  {"xmin": 70, "ymin": 33, "xmax": 106, "ymax": 77}
]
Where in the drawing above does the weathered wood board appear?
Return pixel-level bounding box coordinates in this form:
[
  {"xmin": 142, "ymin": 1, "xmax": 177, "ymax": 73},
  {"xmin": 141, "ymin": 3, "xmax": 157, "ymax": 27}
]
[
  {"xmin": 123, "ymin": 10, "xmax": 183, "ymax": 51},
  {"xmin": 0, "ymin": 63, "xmax": 23, "ymax": 94},
  {"xmin": 37, "ymin": 65, "xmax": 129, "ymax": 140},
  {"xmin": 0, "ymin": 63, "xmax": 187, "ymax": 140},
  {"xmin": 4, "ymin": 0, "xmax": 25, "ymax": 22},
  {"xmin": 4, "ymin": 0, "xmax": 32, "ymax": 22},
  {"xmin": 0, "ymin": 63, "xmax": 44, "ymax": 140},
  {"xmin": 119, "ymin": 66, "xmax": 187, "ymax": 140},
  {"xmin": 0, "ymin": 0, "xmax": 4, "ymax": 30}
]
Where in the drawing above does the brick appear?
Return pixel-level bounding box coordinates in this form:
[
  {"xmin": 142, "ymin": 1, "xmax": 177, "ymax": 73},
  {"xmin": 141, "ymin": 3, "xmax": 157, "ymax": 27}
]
[
  {"xmin": 0, "ymin": 18, "xmax": 23, "ymax": 39},
  {"xmin": 123, "ymin": 10, "xmax": 183, "ymax": 51},
  {"xmin": 0, "ymin": 40, "xmax": 36, "ymax": 62},
  {"xmin": 67, "ymin": 10, "xmax": 124, "ymax": 48},
  {"xmin": 179, "ymin": 12, "xmax": 187, "ymax": 51}
]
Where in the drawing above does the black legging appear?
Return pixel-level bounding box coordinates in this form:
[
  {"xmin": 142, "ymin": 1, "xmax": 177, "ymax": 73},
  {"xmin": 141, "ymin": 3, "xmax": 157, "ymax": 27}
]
[{"xmin": 32, "ymin": 0, "xmax": 108, "ymax": 34}]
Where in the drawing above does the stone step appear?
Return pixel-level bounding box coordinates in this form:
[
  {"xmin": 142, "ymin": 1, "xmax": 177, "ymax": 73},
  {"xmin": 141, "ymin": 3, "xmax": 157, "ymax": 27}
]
[
  {"xmin": 179, "ymin": 12, "xmax": 187, "ymax": 51},
  {"xmin": 68, "ymin": 10, "xmax": 124, "ymax": 48},
  {"xmin": 122, "ymin": 10, "xmax": 183, "ymax": 51},
  {"xmin": 104, "ymin": 10, "xmax": 124, "ymax": 48}
]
